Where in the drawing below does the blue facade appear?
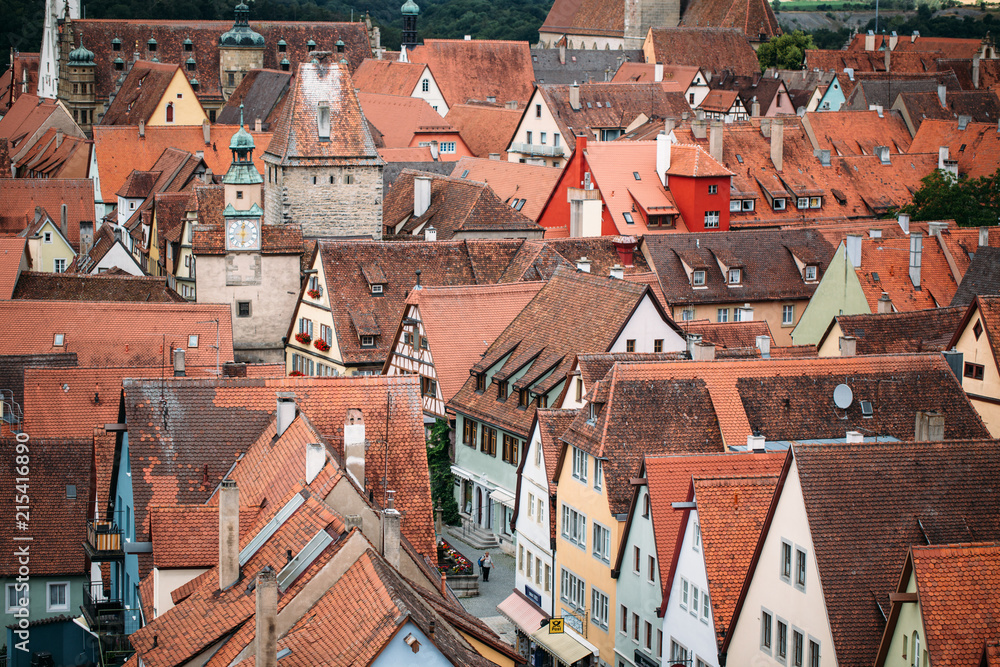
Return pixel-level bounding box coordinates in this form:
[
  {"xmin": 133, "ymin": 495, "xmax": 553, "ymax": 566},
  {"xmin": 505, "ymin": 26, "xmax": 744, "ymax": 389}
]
[
  {"xmin": 5, "ymin": 617, "xmax": 101, "ymax": 667},
  {"xmin": 111, "ymin": 431, "xmax": 140, "ymax": 625},
  {"xmin": 369, "ymin": 621, "xmax": 454, "ymax": 667}
]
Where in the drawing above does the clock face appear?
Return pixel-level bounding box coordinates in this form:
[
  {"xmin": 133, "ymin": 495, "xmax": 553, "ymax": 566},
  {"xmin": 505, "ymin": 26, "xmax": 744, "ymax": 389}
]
[{"xmin": 227, "ymin": 219, "xmax": 260, "ymax": 250}]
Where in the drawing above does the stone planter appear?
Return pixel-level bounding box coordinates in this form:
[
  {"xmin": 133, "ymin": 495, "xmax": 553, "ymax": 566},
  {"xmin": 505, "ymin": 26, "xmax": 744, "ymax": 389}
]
[
  {"xmin": 447, "ymin": 572, "xmax": 480, "ymax": 598},
  {"xmin": 437, "ymin": 538, "xmax": 480, "ymax": 598}
]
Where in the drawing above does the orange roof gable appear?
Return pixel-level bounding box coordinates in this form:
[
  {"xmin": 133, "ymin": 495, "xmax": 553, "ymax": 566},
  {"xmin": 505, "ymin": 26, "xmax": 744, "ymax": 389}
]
[
  {"xmin": 352, "ymin": 58, "xmax": 426, "ymax": 96},
  {"xmin": 359, "ymin": 92, "xmax": 454, "ymax": 148},
  {"xmin": 450, "ymin": 157, "xmax": 562, "ymax": 222},
  {"xmin": 0, "ymin": 237, "xmax": 25, "ymax": 298},
  {"xmin": 408, "ymin": 40, "xmax": 535, "ymax": 108},
  {"xmin": 856, "ymin": 235, "xmax": 958, "ymax": 311}
]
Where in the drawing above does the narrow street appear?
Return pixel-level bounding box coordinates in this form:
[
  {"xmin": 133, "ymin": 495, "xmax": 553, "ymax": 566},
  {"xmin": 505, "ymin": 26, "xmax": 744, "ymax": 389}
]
[{"xmin": 445, "ymin": 531, "xmax": 519, "ymax": 646}]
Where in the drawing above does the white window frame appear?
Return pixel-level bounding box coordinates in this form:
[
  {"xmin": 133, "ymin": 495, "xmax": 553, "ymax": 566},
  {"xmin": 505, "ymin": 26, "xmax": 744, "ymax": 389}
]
[
  {"xmin": 781, "ymin": 539, "xmax": 793, "ymax": 582},
  {"xmin": 777, "ymin": 618, "xmax": 789, "ymax": 664},
  {"xmin": 743, "ymin": 198, "xmax": 755, "ymax": 211},
  {"xmin": 797, "ymin": 197, "xmax": 809, "ymax": 209},
  {"xmin": 371, "ymin": 283, "xmax": 383, "ymax": 294},
  {"xmin": 560, "ymin": 567, "xmax": 586, "ymax": 613},
  {"xmin": 810, "ymin": 197, "xmax": 822, "ymax": 209},
  {"xmin": 571, "ymin": 447, "xmax": 588, "ymax": 483},
  {"xmin": 717, "ymin": 308, "xmax": 729, "ymax": 323},
  {"xmin": 54, "ymin": 258, "xmax": 66, "ymax": 273},
  {"xmin": 795, "ymin": 547, "xmax": 807, "ymax": 591},
  {"xmin": 805, "ymin": 265, "xmax": 817, "ymax": 281},
  {"xmin": 693, "ymin": 270, "xmax": 706, "ymax": 286},
  {"xmin": 591, "ymin": 587, "xmax": 609, "ymax": 629},
  {"xmin": 792, "ymin": 628, "xmax": 805, "ymax": 667},
  {"xmin": 761, "ymin": 608, "xmax": 773, "ymax": 653},
  {"xmin": 782, "ymin": 305, "xmax": 794, "ymax": 326},
  {"xmin": 592, "ymin": 521, "xmax": 611, "ymax": 563},
  {"xmin": 46, "ymin": 581, "xmax": 70, "ymax": 612},
  {"xmin": 528, "ymin": 492, "xmax": 535, "ymax": 518},
  {"xmin": 693, "ymin": 521, "xmax": 701, "ymax": 551},
  {"xmin": 680, "ymin": 577, "xmax": 689, "ymax": 610},
  {"xmin": 43, "ymin": 231, "xmax": 52, "ymax": 243},
  {"xmin": 561, "ymin": 504, "xmax": 586, "ymax": 549},
  {"xmin": 773, "ymin": 198, "xmax": 786, "ymax": 211},
  {"xmin": 731, "ymin": 199, "xmax": 742, "ymax": 212},
  {"xmin": 593, "ymin": 459, "xmax": 603, "ymax": 491},
  {"xmin": 704, "ymin": 211, "xmax": 720, "ymax": 228},
  {"xmin": 728, "ymin": 268, "xmax": 741, "ymax": 284},
  {"xmin": 6, "ymin": 583, "xmax": 26, "ymax": 613}
]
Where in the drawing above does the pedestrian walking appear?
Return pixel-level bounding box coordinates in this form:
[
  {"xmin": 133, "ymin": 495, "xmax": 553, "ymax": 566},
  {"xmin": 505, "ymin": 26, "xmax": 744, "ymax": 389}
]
[{"xmin": 479, "ymin": 552, "xmax": 494, "ymax": 582}]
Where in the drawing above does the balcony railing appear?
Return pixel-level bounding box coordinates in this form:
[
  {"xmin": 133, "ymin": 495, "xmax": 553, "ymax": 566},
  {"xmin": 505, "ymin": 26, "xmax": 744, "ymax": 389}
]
[
  {"xmin": 509, "ymin": 142, "xmax": 564, "ymax": 158},
  {"xmin": 82, "ymin": 583, "xmax": 140, "ymax": 665},
  {"xmin": 84, "ymin": 520, "xmax": 124, "ymax": 560}
]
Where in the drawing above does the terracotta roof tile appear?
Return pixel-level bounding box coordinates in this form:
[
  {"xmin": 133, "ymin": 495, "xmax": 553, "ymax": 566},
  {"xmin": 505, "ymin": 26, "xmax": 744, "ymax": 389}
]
[
  {"xmin": 646, "ymin": 28, "xmax": 762, "ymax": 77},
  {"xmin": 791, "ymin": 440, "xmax": 1000, "ymax": 666},
  {"xmin": 0, "ymin": 354, "xmax": 78, "ymax": 422},
  {"xmin": 0, "ymin": 438, "xmax": 92, "ymax": 576},
  {"xmin": 856, "ymin": 236, "xmax": 959, "ymax": 310},
  {"xmin": 908, "ymin": 119, "xmax": 1000, "ymax": 179},
  {"xmin": 449, "ymin": 157, "xmax": 562, "ymax": 222},
  {"xmin": 13, "ymin": 126, "xmax": 92, "ymax": 179},
  {"xmin": 445, "ymin": 104, "xmax": 523, "ymax": 158},
  {"xmin": 12, "ymin": 271, "xmax": 184, "ymax": 301},
  {"xmin": 352, "ymin": 58, "xmax": 426, "ymax": 96},
  {"xmin": 0, "ymin": 179, "xmax": 95, "ymax": 249},
  {"xmin": 804, "ymin": 109, "xmax": 913, "ymax": 156},
  {"xmin": 804, "ymin": 49, "xmax": 945, "ymax": 75},
  {"xmin": 378, "ymin": 146, "xmax": 433, "ymax": 162},
  {"xmin": 540, "ymin": 0, "xmax": 624, "ymax": 37},
  {"xmin": 612, "ymin": 63, "xmax": 702, "ymax": 87},
  {"xmin": 847, "ymin": 34, "xmax": 986, "ymax": 59},
  {"xmin": 680, "ymin": 319, "xmax": 773, "ymax": 349},
  {"xmin": 831, "ymin": 306, "xmax": 965, "ymax": 354},
  {"xmin": 101, "ymin": 61, "xmax": 186, "ymax": 125},
  {"xmin": 0, "ymin": 237, "xmax": 25, "ymax": 298},
  {"xmin": 679, "ymin": 0, "xmax": 780, "ymax": 42},
  {"xmin": 391, "ymin": 282, "xmax": 543, "ymax": 401},
  {"xmin": 359, "ymin": 92, "xmax": 455, "ymax": 148},
  {"xmin": 407, "ymin": 40, "xmax": 535, "ymax": 108},
  {"xmin": 150, "ymin": 505, "xmax": 258, "ymax": 569}
]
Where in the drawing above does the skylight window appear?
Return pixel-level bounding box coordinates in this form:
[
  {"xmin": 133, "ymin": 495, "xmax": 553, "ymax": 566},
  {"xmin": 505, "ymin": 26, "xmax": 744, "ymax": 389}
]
[
  {"xmin": 633, "ymin": 172, "xmax": 641, "ymax": 180},
  {"xmin": 736, "ymin": 154, "xmax": 744, "ymax": 164},
  {"xmin": 461, "ymin": 170, "xmax": 469, "ymax": 178},
  {"xmin": 53, "ymin": 333, "xmax": 65, "ymax": 347},
  {"xmin": 860, "ymin": 400, "xmax": 873, "ymax": 417},
  {"xmin": 623, "ymin": 212, "xmax": 634, "ymax": 224},
  {"xmin": 188, "ymin": 335, "xmax": 199, "ymax": 348},
  {"xmin": 515, "ymin": 200, "xmax": 526, "ymax": 211}
]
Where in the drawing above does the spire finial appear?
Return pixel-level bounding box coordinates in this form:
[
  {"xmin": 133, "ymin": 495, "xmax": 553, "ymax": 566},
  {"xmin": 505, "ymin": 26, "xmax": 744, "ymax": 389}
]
[{"xmin": 239, "ymin": 102, "xmax": 245, "ymax": 129}]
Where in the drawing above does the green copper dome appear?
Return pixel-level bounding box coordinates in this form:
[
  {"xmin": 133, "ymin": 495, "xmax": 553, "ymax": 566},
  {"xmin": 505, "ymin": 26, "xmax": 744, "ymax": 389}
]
[
  {"xmin": 401, "ymin": 0, "xmax": 420, "ymax": 15},
  {"xmin": 229, "ymin": 104, "xmax": 255, "ymax": 151},
  {"xmin": 220, "ymin": 2, "xmax": 265, "ymax": 48},
  {"xmin": 69, "ymin": 36, "xmax": 95, "ymax": 65}
]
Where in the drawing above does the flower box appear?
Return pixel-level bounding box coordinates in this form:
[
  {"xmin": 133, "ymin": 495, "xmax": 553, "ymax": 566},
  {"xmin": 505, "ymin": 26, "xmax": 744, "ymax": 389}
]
[
  {"xmin": 307, "ymin": 288, "xmax": 321, "ymax": 299},
  {"xmin": 314, "ymin": 339, "xmax": 330, "ymax": 352},
  {"xmin": 294, "ymin": 332, "xmax": 311, "ymax": 344},
  {"xmin": 436, "ymin": 538, "xmax": 474, "ymax": 576},
  {"xmin": 289, "ymin": 370, "xmax": 304, "ymax": 377}
]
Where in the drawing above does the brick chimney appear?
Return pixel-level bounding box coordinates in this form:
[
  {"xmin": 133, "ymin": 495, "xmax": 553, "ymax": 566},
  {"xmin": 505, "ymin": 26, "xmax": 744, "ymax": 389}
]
[
  {"xmin": 914, "ymin": 411, "xmax": 944, "ymax": 442},
  {"xmin": 344, "ymin": 409, "xmax": 365, "ymax": 489},
  {"xmin": 709, "ymin": 120, "xmax": 723, "ymax": 164},
  {"xmin": 839, "ymin": 336, "xmax": 857, "ymax": 356},
  {"xmin": 255, "ymin": 568, "xmax": 278, "ymax": 667},
  {"xmin": 305, "ymin": 442, "xmax": 325, "ymax": 484},
  {"xmin": 173, "ymin": 348, "xmax": 186, "ymax": 377},
  {"xmin": 202, "ymin": 119, "xmax": 211, "ymax": 145},
  {"xmin": 569, "ymin": 82, "xmax": 581, "ymax": 111},
  {"xmin": 218, "ymin": 480, "xmax": 239, "ymax": 590},
  {"xmin": 382, "ymin": 490, "xmax": 401, "ymax": 569},
  {"xmin": 877, "ymin": 292, "xmax": 893, "ymax": 314}
]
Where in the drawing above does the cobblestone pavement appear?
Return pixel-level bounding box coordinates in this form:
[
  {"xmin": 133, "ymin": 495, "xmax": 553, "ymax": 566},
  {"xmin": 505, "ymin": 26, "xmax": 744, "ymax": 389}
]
[{"xmin": 445, "ymin": 530, "xmax": 518, "ymax": 646}]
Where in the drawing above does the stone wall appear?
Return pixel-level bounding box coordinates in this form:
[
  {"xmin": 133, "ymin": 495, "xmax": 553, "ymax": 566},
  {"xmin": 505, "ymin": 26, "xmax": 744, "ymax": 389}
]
[
  {"xmin": 264, "ymin": 162, "xmax": 383, "ymax": 239},
  {"xmin": 219, "ymin": 47, "xmax": 264, "ymax": 99}
]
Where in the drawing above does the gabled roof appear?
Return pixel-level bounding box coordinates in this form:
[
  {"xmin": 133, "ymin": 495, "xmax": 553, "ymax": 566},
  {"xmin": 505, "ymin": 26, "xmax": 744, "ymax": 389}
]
[
  {"xmin": 699, "ymin": 88, "xmax": 743, "ymax": 113},
  {"xmin": 119, "ymin": 375, "xmax": 434, "ymax": 576},
  {"xmin": 0, "ymin": 179, "xmax": 95, "ymax": 249},
  {"xmin": 825, "ymin": 306, "xmax": 965, "ymax": 355},
  {"xmin": 908, "ymin": 119, "xmax": 1000, "ymax": 179},
  {"xmin": 384, "ymin": 169, "xmax": 542, "ymax": 239},
  {"xmin": 358, "ymin": 92, "xmax": 456, "ymax": 148},
  {"xmin": 388, "ymin": 282, "xmax": 544, "ymax": 402},
  {"xmin": 351, "ymin": 58, "xmax": 426, "ymax": 96},
  {"xmin": 534, "ymin": 49, "xmax": 646, "ymax": 85},
  {"xmin": 13, "ymin": 126, "xmax": 92, "ymax": 178},
  {"xmin": 0, "ymin": 237, "xmax": 26, "ymax": 298},
  {"xmin": 952, "ymin": 246, "xmax": 1000, "ymax": 306},
  {"xmin": 0, "ymin": 437, "xmax": 93, "ymax": 577},
  {"xmin": 0, "ymin": 94, "xmax": 84, "ymax": 160},
  {"xmin": 444, "ymin": 104, "xmax": 523, "ymax": 159},
  {"xmin": 842, "ymin": 72, "xmax": 961, "ymax": 110},
  {"xmin": 612, "ymin": 63, "xmax": 702, "ymax": 88},
  {"xmin": 101, "ymin": 60, "xmax": 184, "ymax": 125},
  {"xmin": 93, "ymin": 124, "xmax": 271, "ymax": 202},
  {"xmin": 264, "ymin": 61, "xmax": 381, "ymax": 166},
  {"xmin": 12, "ymin": 271, "xmax": 183, "ymax": 301},
  {"xmin": 0, "ymin": 301, "xmax": 232, "ymax": 368},
  {"xmin": 0, "ymin": 354, "xmax": 77, "ymax": 424},
  {"xmin": 679, "ymin": 0, "xmax": 780, "ymax": 41},
  {"xmin": 450, "ymin": 265, "xmax": 679, "ymax": 439},
  {"xmin": 855, "ymin": 236, "xmax": 959, "ymax": 311},
  {"xmin": 803, "ymin": 109, "xmax": 913, "ymax": 156},
  {"xmin": 803, "ymin": 49, "xmax": 945, "ymax": 74},
  {"xmin": 150, "ymin": 505, "xmax": 258, "ymax": 569},
  {"xmin": 644, "ymin": 229, "xmax": 836, "ymax": 305},
  {"xmin": 450, "ymin": 157, "xmax": 562, "ymax": 222},
  {"xmin": 540, "ymin": 0, "xmax": 624, "ymax": 38},
  {"xmin": 536, "ymin": 82, "xmax": 691, "ymax": 154},
  {"xmin": 215, "ymin": 69, "xmax": 292, "ymax": 131},
  {"xmin": 645, "ymin": 28, "xmax": 762, "ymax": 77},
  {"xmin": 744, "ymin": 440, "xmax": 1000, "ymax": 667},
  {"xmin": 0, "ymin": 53, "xmax": 39, "ymax": 116},
  {"xmin": 407, "ymin": 40, "xmax": 536, "ymax": 108},
  {"xmin": 949, "ymin": 296, "xmax": 1000, "ymax": 375},
  {"xmin": 680, "ymin": 319, "xmax": 773, "ymax": 349}
]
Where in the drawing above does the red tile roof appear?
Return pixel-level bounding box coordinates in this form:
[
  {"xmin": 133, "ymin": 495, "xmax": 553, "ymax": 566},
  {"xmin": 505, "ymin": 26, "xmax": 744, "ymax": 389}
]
[
  {"xmin": 93, "ymin": 124, "xmax": 271, "ymax": 202},
  {"xmin": 0, "ymin": 53, "xmax": 39, "ymax": 115},
  {"xmin": 908, "ymin": 118, "xmax": 1000, "ymax": 179},
  {"xmin": 803, "ymin": 109, "xmax": 913, "ymax": 156},
  {"xmin": 612, "ymin": 63, "xmax": 702, "ymax": 87},
  {"xmin": 804, "ymin": 49, "xmax": 945, "ymax": 74},
  {"xmin": 828, "ymin": 306, "xmax": 965, "ymax": 355},
  {"xmin": 407, "ymin": 40, "xmax": 536, "ymax": 108},
  {"xmin": 389, "ymin": 282, "xmax": 544, "ymax": 401},
  {"xmin": 352, "ymin": 58, "xmax": 426, "ymax": 96},
  {"xmin": 216, "ymin": 69, "xmax": 292, "ymax": 131},
  {"xmin": 101, "ymin": 61, "xmax": 187, "ymax": 125},
  {"xmin": 0, "ymin": 179, "xmax": 96, "ymax": 249},
  {"xmin": 0, "ymin": 437, "xmax": 93, "ymax": 576},
  {"xmin": 679, "ymin": 319, "xmax": 773, "ymax": 349},
  {"xmin": 646, "ymin": 28, "xmax": 762, "ymax": 77},
  {"xmin": 12, "ymin": 271, "xmax": 184, "ymax": 301},
  {"xmin": 0, "ymin": 94, "xmax": 84, "ymax": 161},
  {"xmin": 679, "ymin": 0, "xmax": 780, "ymax": 42},
  {"xmin": 0, "ymin": 237, "xmax": 25, "ymax": 298},
  {"xmin": 358, "ymin": 92, "xmax": 455, "ymax": 148},
  {"xmin": 150, "ymin": 505, "xmax": 259, "ymax": 569},
  {"xmin": 450, "ymin": 157, "xmax": 562, "ymax": 222},
  {"xmin": 13, "ymin": 126, "xmax": 92, "ymax": 179},
  {"xmin": 855, "ymin": 236, "xmax": 959, "ymax": 311},
  {"xmin": 540, "ymin": 0, "xmax": 624, "ymax": 37},
  {"xmin": 0, "ymin": 301, "xmax": 233, "ymax": 368},
  {"xmin": 444, "ymin": 103, "xmax": 523, "ymax": 159}
]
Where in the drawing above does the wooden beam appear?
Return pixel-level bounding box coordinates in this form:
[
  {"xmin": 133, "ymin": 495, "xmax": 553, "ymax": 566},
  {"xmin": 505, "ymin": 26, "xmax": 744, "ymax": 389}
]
[{"xmin": 889, "ymin": 592, "xmax": 918, "ymax": 603}]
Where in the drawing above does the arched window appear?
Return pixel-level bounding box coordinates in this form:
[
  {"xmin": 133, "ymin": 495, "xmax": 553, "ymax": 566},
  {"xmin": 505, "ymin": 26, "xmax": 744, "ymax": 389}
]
[
  {"xmin": 165, "ymin": 102, "xmax": 174, "ymax": 123},
  {"xmin": 912, "ymin": 633, "xmax": 920, "ymax": 667},
  {"xmin": 422, "ymin": 78, "xmax": 429, "ymax": 92}
]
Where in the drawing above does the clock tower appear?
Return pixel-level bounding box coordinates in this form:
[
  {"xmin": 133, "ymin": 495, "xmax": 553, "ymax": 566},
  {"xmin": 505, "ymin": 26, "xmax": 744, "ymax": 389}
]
[{"xmin": 223, "ymin": 104, "xmax": 264, "ymax": 251}]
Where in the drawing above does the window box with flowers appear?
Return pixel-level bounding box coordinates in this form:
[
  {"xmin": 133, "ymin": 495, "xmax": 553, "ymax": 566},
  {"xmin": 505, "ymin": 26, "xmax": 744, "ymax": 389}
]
[
  {"xmin": 289, "ymin": 370, "xmax": 305, "ymax": 377},
  {"xmin": 307, "ymin": 288, "xmax": 321, "ymax": 299},
  {"xmin": 294, "ymin": 332, "xmax": 311, "ymax": 344},
  {"xmin": 314, "ymin": 339, "xmax": 330, "ymax": 352},
  {"xmin": 436, "ymin": 538, "xmax": 480, "ymax": 597}
]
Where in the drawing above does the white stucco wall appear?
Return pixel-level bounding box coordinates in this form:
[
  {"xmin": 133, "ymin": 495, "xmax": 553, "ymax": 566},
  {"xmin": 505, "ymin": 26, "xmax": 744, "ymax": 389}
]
[
  {"xmin": 662, "ymin": 508, "xmax": 718, "ymax": 666},
  {"xmin": 726, "ymin": 458, "xmax": 838, "ymax": 666},
  {"xmin": 515, "ymin": 421, "xmax": 554, "ymax": 613},
  {"xmin": 507, "ymin": 88, "xmax": 567, "ymax": 168},
  {"xmin": 91, "ymin": 241, "xmax": 144, "ymax": 275},
  {"xmin": 152, "ymin": 567, "xmax": 207, "ymax": 618},
  {"xmin": 609, "ymin": 294, "xmax": 685, "ymax": 353},
  {"xmin": 410, "ymin": 66, "xmax": 449, "ymax": 117}
]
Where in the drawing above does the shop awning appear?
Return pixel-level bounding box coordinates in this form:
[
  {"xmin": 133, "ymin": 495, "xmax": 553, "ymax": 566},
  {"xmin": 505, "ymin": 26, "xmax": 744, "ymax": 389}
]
[
  {"xmin": 489, "ymin": 487, "xmax": 516, "ymax": 509},
  {"xmin": 497, "ymin": 591, "xmax": 547, "ymax": 635},
  {"xmin": 530, "ymin": 624, "xmax": 596, "ymax": 665}
]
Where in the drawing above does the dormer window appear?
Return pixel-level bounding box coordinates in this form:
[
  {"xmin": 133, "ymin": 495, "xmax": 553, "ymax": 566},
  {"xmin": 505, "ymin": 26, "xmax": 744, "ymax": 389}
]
[
  {"xmin": 53, "ymin": 333, "xmax": 65, "ymax": 347},
  {"xmin": 728, "ymin": 268, "xmax": 741, "ymax": 284},
  {"xmin": 278, "ymin": 39, "xmax": 287, "ymax": 52},
  {"xmin": 498, "ymin": 380, "xmax": 508, "ymax": 401},
  {"xmin": 371, "ymin": 283, "xmax": 383, "ymax": 295},
  {"xmin": 280, "ymin": 58, "xmax": 290, "ymax": 71},
  {"xmin": 307, "ymin": 39, "xmax": 317, "ymax": 52},
  {"xmin": 773, "ymin": 198, "xmax": 786, "ymax": 211},
  {"xmin": 518, "ymin": 388, "xmax": 530, "ymax": 409},
  {"xmin": 190, "ymin": 79, "xmax": 199, "ymax": 91},
  {"xmin": 112, "ymin": 38, "xmax": 121, "ymax": 51},
  {"xmin": 693, "ymin": 270, "xmax": 706, "ymax": 286},
  {"xmin": 797, "ymin": 197, "xmax": 809, "ymax": 209},
  {"xmin": 360, "ymin": 335, "xmax": 375, "ymax": 348},
  {"xmin": 588, "ymin": 402, "xmax": 598, "ymax": 423},
  {"xmin": 804, "ymin": 265, "xmax": 817, "ymax": 282},
  {"xmin": 475, "ymin": 373, "xmax": 486, "ymax": 393},
  {"xmin": 317, "ymin": 103, "xmax": 330, "ymax": 140},
  {"xmin": 114, "ymin": 58, "xmax": 125, "ymax": 70},
  {"xmin": 183, "ymin": 38, "xmax": 193, "ymax": 51},
  {"xmin": 336, "ymin": 39, "xmax": 345, "ymax": 53},
  {"xmin": 147, "ymin": 38, "xmax": 157, "ymax": 52},
  {"xmin": 186, "ymin": 57, "xmax": 196, "ymax": 71}
]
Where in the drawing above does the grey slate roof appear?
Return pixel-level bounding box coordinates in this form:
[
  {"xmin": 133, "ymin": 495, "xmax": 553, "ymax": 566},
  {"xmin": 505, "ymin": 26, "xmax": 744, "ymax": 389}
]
[
  {"xmin": 951, "ymin": 246, "xmax": 1000, "ymax": 306},
  {"xmin": 531, "ymin": 49, "xmax": 645, "ymax": 85}
]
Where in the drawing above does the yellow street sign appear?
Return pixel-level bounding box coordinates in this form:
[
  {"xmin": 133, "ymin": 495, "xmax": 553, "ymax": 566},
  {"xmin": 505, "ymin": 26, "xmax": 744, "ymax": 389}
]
[{"xmin": 549, "ymin": 618, "xmax": 564, "ymax": 634}]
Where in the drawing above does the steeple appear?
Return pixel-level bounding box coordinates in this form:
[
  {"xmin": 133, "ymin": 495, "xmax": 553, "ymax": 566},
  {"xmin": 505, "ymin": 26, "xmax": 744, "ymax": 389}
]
[
  {"xmin": 223, "ymin": 105, "xmax": 263, "ymax": 186},
  {"xmin": 401, "ymin": 0, "xmax": 419, "ymax": 50}
]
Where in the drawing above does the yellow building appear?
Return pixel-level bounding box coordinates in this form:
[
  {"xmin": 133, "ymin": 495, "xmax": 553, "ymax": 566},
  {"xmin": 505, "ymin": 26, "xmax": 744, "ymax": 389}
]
[
  {"xmin": 947, "ymin": 295, "xmax": 1000, "ymax": 436},
  {"xmin": 100, "ymin": 60, "xmax": 208, "ymax": 126},
  {"xmin": 22, "ymin": 210, "xmax": 76, "ymax": 273}
]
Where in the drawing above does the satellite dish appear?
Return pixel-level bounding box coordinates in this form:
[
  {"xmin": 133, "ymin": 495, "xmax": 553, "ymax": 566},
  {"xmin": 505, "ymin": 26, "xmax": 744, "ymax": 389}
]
[{"xmin": 833, "ymin": 383, "xmax": 853, "ymax": 410}]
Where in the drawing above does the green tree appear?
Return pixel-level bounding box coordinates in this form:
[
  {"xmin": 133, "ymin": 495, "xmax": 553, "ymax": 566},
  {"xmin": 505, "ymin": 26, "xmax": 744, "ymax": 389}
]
[
  {"xmin": 757, "ymin": 30, "xmax": 816, "ymax": 71},
  {"xmin": 899, "ymin": 167, "xmax": 1000, "ymax": 227},
  {"xmin": 427, "ymin": 419, "xmax": 461, "ymax": 526}
]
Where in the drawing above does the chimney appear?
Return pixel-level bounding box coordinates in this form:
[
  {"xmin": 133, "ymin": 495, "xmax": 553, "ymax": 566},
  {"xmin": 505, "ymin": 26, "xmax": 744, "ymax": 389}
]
[
  {"xmin": 884, "ymin": 46, "xmax": 890, "ymax": 72},
  {"xmin": 756, "ymin": 335, "xmax": 771, "ymax": 359},
  {"xmin": 839, "ymin": 336, "xmax": 857, "ymax": 356},
  {"xmin": 424, "ymin": 225, "xmax": 437, "ymax": 242},
  {"xmin": 440, "ymin": 572, "xmax": 448, "ymax": 596},
  {"xmin": 383, "ymin": 490, "xmax": 401, "ymax": 569},
  {"xmin": 202, "ymin": 119, "xmax": 211, "ymax": 145},
  {"xmin": 613, "ymin": 235, "xmax": 637, "ymax": 267},
  {"xmin": 488, "ymin": 153, "xmax": 501, "ymax": 160},
  {"xmin": 576, "ymin": 256, "xmax": 591, "ymax": 273},
  {"xmin": 414, "ymin": 176, "xmax": 431, "ymax": 217},
  {"xmin": 218, "ymin": 480, "xmax": 239, "ymax": 590},
  {"xmin": 973, "ymin": 55, "xmax": 980, "ymax": 89},
  {"xmin": 255, "ymin": 568, "xmax": 278, "ymax": 667},
  {"xmin": 664, "ymin": 118, "xmax": 676, "ymax": 136},
  {"xmin": 914, "ymin": 411, "xmax": 944, "ymax": 442},
  {"xmin": 909, "ymin": 232, "xmax": 922, "ymax": 289},
  {"xmin": 505, "ymin": 100, "xmax": 517, "ymax": 110},
  {"xmin": 429, "ymin": 141, "xmax": 440, "ymax": 161},
  {"xmin": 737, "ymin": 304, "xmax": 754, "ymax": 321},
  {"xmin": 958, "ymin": 115, "xmax": 971, "ymax": 131},
  {"xmin": 276, "ymin": 393, "xmax": 296, "ymax": 437},
  {"xmin": 933, "ymin": 84, "xmax": 947, "ymax": 109},
  {"xmin": 845, "ymin": 431, "xmax": 864, "ymax": 443},
  {"xmin": 656, "ymin": 132, "xmax": 671, "ymax": 186},
  {"xmin": 138, "ymin": 120, "xmax": 145, "ymax": 137},
  {"xmin": 709, "ymin": 121, "xmax": 723, "ymax": 164},
  {"xmin": 223, "ymin": 362, "xmax": 248, "ymax": 377},
  {"xmin": 559, "ymin": 42, "xmax": 566, "ymax": 65},
  {"xmin": 845, "ymin": 235, "xmax": 862, "ymax": 268},
  {"xmin": 654, "ymin": 63, "xmax": 664, "ymax": 82},
  {"xmin": 770, "ymin": 118, "xmax": 783, "ymax": 172},
  {"xmin": 751, "ymin": 97, "xmax": 760, "ymax": 118},
  {"xmin": 911, "ymin": 30, "xmax": 919, "ymax": 43},
  {"xmin": 173, "ymin": 348, "xmax": 186, "ymax": 376},
  {"xmin": 938, "ymin": 146, "xmax": 949, "ymax": 169},
  {"xmin": 686, "ymin": 334, "xmax": 703, "ymax": 358},
  {"xmin": 898, "ymin": 212, "xmax": 910, "ymax": 234},
  {"xmin": 761, "ymin": 118, "xmax": 771, "ymax": 138},
  {"xmin": 747, "ymin": 434, "xmax": 766, "ymax": 452},
  {"xmin": 865, "ymin": 31, "xmax": 875, "ymax": 51},
  {"xmin": 877, "ymin": 292, "xmax": 893, "ymax": 314},
  {"xmin": 344, "ymin": 409, "xmax": 365, "ymax": 489},
  {"xmin": 869, "ymin": 104, "xmax": 883, "ymax": 118},
  {"xmin": 979, "ymin": 227, "xmax": 989, "ymax": 247},
  {"xmin": 305, "ymin": 442, "xmax": 325, "ymax": 484},
  {"xmin": 928, "ymin": 220, "xmax": 948, "ymax": 236},
  {"xmin": 889, "ymin": 31, "xmax": 898, "ymax": 50},
  {"xmin": 815, "ymin": 149, "xmax": 831, "ymax": 167},
  {"xmin": 55, "ymin": 129, "xmax": 63, "ymax": 148},
  {"xmin": 569, "ymin": 82, "xmax": 581, "ymax": 111},
  {"xmin": 61, "ymin": 205, "xmax": 68, "ymax": 240},
  {"xmin": 255, "ymin": 118, "xmax": 262, "ymax": 132},
  {"xmin": 609, "ymin": 264, "xmax": 624, "ymax": 279},
  {"xmin": 874, "ymin": 146, "xmax": 890, "ymax": 165},
  {"xmin": 692, "ymin": 341, "xmax": 716, "ymax": 361},
  {"xmin": 692, "ymin": 117, "xmax": 707, "ymax": 139},
  {"xmin": 344, "ymin": 514, "xmax": 362, "ymax": 532}
]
